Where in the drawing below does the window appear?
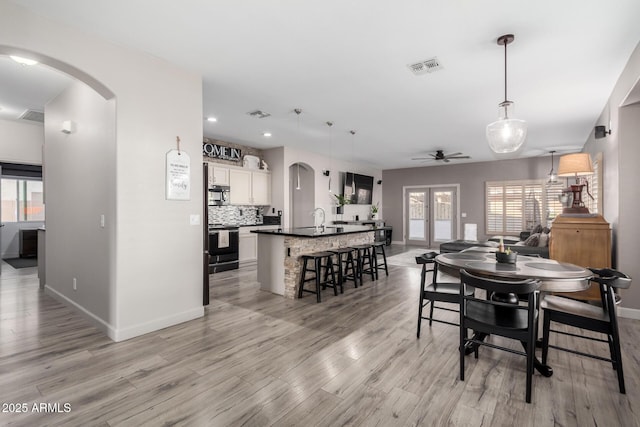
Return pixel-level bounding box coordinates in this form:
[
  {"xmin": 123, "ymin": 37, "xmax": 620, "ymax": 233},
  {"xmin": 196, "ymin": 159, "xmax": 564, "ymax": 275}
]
[
  {"xmin": 486, "ymin": 154, "xmax": 602, "ymax": 235},
  {"xmin": 1, "ymin": 178, "xmax": 45, "ymax": 222},
  {"xmin": 486, "ymin": 180, "xmax": 564, "ymax": 234},
  {"xmin": 583, "ymin": 152, "xmax": 601, "ymax": 214}
]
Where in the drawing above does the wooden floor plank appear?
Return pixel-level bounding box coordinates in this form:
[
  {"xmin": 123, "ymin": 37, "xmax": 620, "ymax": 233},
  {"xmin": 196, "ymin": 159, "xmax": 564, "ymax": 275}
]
[{"xmin": 1, "ymin": 251, "xmax": 639, "ymax": 426}]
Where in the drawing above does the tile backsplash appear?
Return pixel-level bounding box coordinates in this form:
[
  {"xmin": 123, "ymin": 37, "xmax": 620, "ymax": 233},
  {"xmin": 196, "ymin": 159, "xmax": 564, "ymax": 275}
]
[{"xmin": 209, "ymin": 205, "xmax": 264, "ymax": 226}]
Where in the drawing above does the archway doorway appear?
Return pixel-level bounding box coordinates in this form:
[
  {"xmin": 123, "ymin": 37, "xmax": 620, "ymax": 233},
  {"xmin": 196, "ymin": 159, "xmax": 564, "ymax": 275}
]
[{"xmin": 289, "ymin": 162, "xmax": 315, "ymax": 228}]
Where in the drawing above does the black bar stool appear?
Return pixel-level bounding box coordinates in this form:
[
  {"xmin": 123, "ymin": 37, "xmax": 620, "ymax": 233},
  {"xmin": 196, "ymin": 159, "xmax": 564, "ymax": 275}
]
[
  {"xmin": 330, "ymin": 247, "xmax": 359, "ymax": 288},
  {"xmin": 350, "ymin": 244, "xmax": 376, "ymax": 283},
  {"xmin": 298, "ymin": 251, "xmax": 340, "ymax": 302},
  {"xmin": 372, "ymin": 241, "xmax": 388, "ymax": 279}
]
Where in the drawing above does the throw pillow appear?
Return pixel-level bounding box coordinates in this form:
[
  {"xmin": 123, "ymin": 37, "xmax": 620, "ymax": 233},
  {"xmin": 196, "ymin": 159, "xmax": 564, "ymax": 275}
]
[
  {"xmin": 538, "ymin": 232, "xmax": 549, "ymax": 247},
  {"xmin": 542, "ymin": 227, "xmax": 550, "ymax": 234},
  {"xmin": 523, "ymin": 233, "xmax": 540, "ymax": 247},
  {"xmin": 532, "ymin": 224, "xmax": 544, "ymax": 234}
]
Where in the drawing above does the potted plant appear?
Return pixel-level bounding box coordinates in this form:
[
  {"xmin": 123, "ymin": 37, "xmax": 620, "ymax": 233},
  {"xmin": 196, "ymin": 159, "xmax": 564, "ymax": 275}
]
[
  {"xmin": 333, "ymin": 193, "xmax": 350, "ymax": 215},
  {"xmin": 370, "ymin": 202, "xmax": 379, "ymax": 220}
]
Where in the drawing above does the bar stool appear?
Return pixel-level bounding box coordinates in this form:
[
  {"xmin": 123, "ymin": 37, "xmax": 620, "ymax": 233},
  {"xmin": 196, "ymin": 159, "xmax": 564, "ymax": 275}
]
[
  {"xmin": 330, "ymin": 247, "xmax": 359, "ymax": 288},
  {"xmin": 372, "ymin": 241, "xmax": 388, "ymax": 279},
  {"xmin": 298, "ymin": 251, "xmax": 340, "ymax": 303},
  {"xmin": 350, "ymin": 244, "xmax": 376, "ymax": 283}
]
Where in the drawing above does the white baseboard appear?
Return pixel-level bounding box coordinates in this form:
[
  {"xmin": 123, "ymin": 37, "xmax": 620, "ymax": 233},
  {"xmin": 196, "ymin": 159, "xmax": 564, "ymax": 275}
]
[
  {"xmin": 391, "ymin": 240, "xmax": 405, "ymax": 246},
  {"xmin": 44, "ymin": 285, "xmax": 204, "ymax": 342},
  {"xmin": 618, "ymin": 306, "xmax": 640, "ymax": 320},
  {"xmin": 112, "ymin": 306, "xmax": 204, "ymax": 342},
  {"xmin": 45, "ymin": 285, "xmax": 117, "ymax": 339}
]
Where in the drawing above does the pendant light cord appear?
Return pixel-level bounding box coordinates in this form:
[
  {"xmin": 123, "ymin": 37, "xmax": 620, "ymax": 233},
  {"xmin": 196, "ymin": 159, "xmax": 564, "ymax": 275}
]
[
  {"xmin": 503, "ymin": 39, "xmax": 508, "ymax": 103},
  {"xmin": 295, "ymin": 108, "xmax": 302, "ymax": 190}
]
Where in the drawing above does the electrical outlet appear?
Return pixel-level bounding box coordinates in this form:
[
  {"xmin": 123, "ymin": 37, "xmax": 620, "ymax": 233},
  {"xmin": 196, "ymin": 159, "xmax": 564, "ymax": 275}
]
[
  {"xmin": 100, "ymin": 214, "xmax": 105, "ymax": 228},
  {"xmin": 73, "ymin": 277, "xmax": 77, "ymax": 291}
]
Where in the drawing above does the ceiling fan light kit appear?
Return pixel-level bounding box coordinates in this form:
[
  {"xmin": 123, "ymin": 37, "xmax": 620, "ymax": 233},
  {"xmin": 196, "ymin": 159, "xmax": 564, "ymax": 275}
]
[{"xmin": 486, "ymin": 34, "xmax": 528, "ymax": 154}]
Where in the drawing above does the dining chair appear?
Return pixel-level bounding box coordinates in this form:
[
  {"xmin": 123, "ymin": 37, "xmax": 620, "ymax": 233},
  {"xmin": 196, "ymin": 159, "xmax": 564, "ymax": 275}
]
[
  {"xmin": 459, "ymin": 269, "xmax": 541, "ymax": 403},
  {"xmin": 415, "ymin": 252, "xmax": 474, "ymax": 337},
  {"xmin": 541, "ymin": 267, "xmax": 632, "ymax": 393}
]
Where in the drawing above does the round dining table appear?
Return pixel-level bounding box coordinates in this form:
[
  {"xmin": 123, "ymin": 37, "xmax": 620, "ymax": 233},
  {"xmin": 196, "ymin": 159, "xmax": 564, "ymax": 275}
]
[
  {"xmin": 434, "ymin": 247, "xmax": 593, "ymax": 377},
  {"xmin": 435, "ymin": 247, "xmax": 592, "ymax": 293}
]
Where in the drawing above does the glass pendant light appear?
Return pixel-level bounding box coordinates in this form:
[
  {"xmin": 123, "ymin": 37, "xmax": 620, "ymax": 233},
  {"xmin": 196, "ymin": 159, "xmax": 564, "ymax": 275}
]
[
  {"xmin": 546, "ymin": 150, "xmax": 558, "ymax": 185},
  {"xmin": 486, "ymin": 34, "xmax": 527, "ymax": 154}
]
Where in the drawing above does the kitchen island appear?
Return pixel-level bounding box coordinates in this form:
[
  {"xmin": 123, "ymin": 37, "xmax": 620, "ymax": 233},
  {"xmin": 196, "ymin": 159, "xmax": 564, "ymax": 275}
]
[{"xmin": 251, "ymin": 225, "xmax": 376, "ymax": 298}]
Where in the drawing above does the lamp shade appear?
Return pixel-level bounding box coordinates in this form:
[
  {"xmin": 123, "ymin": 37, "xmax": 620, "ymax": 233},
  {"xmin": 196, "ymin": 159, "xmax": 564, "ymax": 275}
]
[
  {"xmin": 557, "ymin": 153, "xmax": 593, "ymax": 177},
  {"xmin": 486, "ymin": 117, "xmax": 527, "ymax": 153}
]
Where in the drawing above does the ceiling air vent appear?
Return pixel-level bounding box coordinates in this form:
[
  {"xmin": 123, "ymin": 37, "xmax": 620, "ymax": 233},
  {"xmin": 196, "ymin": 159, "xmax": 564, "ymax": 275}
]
[
  {"xmin": 408, "ymin": 57, "xmax": 443, "ymax": 75},
  {"xmin": 20, "ymin": 109, "xmax": 45, "ymax": 123},
  {"xmin": 247, "ymin": 110, "xmax": 271, "ymax": 119}
]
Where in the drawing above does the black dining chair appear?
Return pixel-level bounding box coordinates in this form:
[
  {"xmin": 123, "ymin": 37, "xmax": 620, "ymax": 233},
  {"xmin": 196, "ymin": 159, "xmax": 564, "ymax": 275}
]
[
  {"xmin": 416, "ymin": 252, "xmax": 474, "ymax": 337},
  {"xmin": 459, "ymin": 269, "xmax": 541, "ymax": 403},
  {"xmin": 541, "ymin": 267, "xmax": 632, "ymax": 393}
]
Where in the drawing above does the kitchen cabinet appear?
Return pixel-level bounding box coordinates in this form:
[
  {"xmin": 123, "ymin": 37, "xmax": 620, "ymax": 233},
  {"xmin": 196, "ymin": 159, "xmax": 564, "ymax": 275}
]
[
  {"xmin": 549, "ymin": 214, "xmax": 611, "ymax": 301},
  {"xmin": 19, "ymin": 229, "xmax": 38, "ymax": 258},
  {"xmin": 230, "ymin": 169, "xmax": 252, "ymax": 204},
  {"xmin": 208, "ymin": 163, "xmax": 230, "ymax": 187},
  {"xmin": 239, "ymin": 225, "xmax": 278, "ymax": 265},
  {"xmin": 239, "ymin": 232, "xmax": 257, "ymax": 264},
  {"xmin": 229, "ymin": 169, "xmax": 271, "ymax": 205},
  {"xmin": 251, "ymin": 171, "xmax": 271, "ymax": 205}
]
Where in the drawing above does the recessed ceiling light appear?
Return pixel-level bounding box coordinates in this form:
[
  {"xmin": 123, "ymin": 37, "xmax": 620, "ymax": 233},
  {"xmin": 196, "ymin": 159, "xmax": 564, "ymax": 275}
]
[
  {"xmin": 206, "ymin": 117, "xmax": 217, "ymax": 122},
  {"xmin": 10, "ymin": 55, "xmax": 38, "ymax": 66},
  {"xmin": 263, "ymin": 132, "xmax": 272, "ymax": 137}
]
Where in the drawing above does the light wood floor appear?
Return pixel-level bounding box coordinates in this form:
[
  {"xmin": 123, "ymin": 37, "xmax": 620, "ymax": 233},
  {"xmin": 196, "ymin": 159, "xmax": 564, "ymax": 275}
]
[{"xmin": 1, "ymin": 247, "xmax": 639, "ymax": 426}]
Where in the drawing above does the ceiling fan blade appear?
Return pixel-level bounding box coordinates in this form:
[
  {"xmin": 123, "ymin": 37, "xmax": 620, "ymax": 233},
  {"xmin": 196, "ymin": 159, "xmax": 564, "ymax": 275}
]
[
  {"xmin": 443, "ymin": 158, "xmax": 450, "ymax": 163},
  {"xmin": 444, "ymin": 152, "xmax": 462, "ymax": 157},
  {"xmin": 448, "ymin": 155, "xmax": 470, "ymax": 159},
  {"xmin": 411, "ymin": 157, "xmax": 431, "ymax": 160}
]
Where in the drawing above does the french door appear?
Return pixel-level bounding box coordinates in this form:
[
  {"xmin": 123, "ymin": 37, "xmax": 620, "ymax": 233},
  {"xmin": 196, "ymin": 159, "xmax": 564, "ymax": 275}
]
[{"xmin": 405, "ymin": 186, "xmax": 457, "ymax": 247}]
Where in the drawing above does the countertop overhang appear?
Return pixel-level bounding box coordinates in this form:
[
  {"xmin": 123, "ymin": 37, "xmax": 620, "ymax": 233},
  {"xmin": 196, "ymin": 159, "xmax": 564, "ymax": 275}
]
[{"xmin": 251, "ymin": 225, "xmax": 389, "ymax": 238}]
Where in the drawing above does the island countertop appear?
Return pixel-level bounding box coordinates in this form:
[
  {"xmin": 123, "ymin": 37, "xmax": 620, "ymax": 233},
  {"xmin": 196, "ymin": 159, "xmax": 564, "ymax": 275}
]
[{"xmin": 251, "ymin": 225, "xmax": 389, "ymax": 238}]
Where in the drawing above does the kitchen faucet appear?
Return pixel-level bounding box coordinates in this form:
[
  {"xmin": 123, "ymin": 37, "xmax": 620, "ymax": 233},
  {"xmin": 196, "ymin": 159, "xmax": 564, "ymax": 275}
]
[{"xmin": 312, "ymin": 207, "xmax": 326, "ymax": 230}]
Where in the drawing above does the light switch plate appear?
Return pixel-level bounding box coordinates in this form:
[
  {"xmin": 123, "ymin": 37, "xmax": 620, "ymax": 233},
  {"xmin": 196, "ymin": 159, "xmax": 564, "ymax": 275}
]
[{"xmin": 190, "ymin": 214, "xmax": 200, "ymax": 225}]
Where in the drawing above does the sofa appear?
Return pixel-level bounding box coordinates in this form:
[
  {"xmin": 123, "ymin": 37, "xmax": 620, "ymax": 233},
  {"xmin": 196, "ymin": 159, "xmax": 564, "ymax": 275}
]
[{"xmin": 440, "ymin": 226, "xmax": 550, "ymax": 258}]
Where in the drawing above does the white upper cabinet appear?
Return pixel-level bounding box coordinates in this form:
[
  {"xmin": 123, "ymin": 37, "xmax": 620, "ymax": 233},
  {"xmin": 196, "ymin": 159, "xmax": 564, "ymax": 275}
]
[
  {"xmin": 229, "ymin": 168, "xmax": 271, "ymax": 206},
  {"xmin": 251, "ymin": 171, "xmax": 271, "ymax": 205},
  {"xmin": 208, "ymin": 163, "xmax": 230, "ymax": 187}
]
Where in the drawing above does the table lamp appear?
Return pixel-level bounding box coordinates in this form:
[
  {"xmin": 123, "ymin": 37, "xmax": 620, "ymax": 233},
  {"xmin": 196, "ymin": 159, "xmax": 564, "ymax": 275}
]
[{"xmin": 557, "ymin": 153, "xmax": 594, "ymax": 214}]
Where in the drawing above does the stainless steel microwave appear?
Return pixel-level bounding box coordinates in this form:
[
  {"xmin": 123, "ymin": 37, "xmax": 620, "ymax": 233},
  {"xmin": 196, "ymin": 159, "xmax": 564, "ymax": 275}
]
[{"xmin": 208, "ymin": 185, "xmax": 230, "ymax": 206}]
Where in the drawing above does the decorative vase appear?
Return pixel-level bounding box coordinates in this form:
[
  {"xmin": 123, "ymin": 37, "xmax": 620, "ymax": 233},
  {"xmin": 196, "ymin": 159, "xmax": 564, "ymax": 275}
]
[
  {"xmin": 371, "ymin": 213, "xmax": 378, "ymax": 220},
  {"xmin": 336, "ymin": 205, "xmax": 344, "ymax": 215}
]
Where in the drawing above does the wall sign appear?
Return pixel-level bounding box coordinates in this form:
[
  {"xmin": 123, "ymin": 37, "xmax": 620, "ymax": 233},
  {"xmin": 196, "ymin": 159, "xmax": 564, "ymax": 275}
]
[
  {"xmin": 203, "ymin": 142, "xmax": 242, "ymax": 162},
  {"xmin": 166, "ymin": 149, "xmax": 190, "ymax": 200}
]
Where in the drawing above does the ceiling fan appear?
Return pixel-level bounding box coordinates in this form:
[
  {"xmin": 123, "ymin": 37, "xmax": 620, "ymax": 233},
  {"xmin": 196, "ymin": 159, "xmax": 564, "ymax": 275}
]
[{"xmin": 412, "ymin": 150, "xmax": 471, "ymax": 163}]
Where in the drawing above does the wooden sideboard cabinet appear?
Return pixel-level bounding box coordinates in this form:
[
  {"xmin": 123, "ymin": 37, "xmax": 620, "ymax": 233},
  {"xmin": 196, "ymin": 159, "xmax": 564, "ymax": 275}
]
[{"xmin": 549, "ymin": 214, "xmax": 611, "ymax": 301}]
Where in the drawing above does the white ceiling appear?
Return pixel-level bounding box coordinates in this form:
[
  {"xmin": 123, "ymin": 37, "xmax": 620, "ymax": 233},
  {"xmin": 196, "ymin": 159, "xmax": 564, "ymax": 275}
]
[{"xmin": 4, "ymin": 0, "xmax": 640, "ymax": 169}]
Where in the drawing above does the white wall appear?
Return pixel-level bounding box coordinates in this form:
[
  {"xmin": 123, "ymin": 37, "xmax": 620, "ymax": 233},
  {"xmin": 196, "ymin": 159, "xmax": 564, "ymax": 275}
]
[
  {"xmin": 45, "ymin": 81, "xmax": 115, "ymax": 322},
  {"xmin": 0, "ymin": 119, "xmax": 43, "ymax": 164},
  {"xmin": 0, "ymin": 1, "xmax": 204, "ymax": 340},
  {"xmin": 584, "ymin": 41, "xmax": 640, "ymax": 312}
]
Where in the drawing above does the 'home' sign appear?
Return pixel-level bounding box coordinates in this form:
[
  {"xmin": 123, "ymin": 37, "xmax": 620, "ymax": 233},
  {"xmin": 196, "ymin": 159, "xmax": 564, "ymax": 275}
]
[{"xmin": 202, "ymin": 142, "xmax": 242, "ymax": 162}]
